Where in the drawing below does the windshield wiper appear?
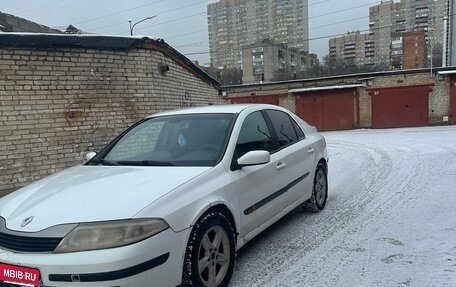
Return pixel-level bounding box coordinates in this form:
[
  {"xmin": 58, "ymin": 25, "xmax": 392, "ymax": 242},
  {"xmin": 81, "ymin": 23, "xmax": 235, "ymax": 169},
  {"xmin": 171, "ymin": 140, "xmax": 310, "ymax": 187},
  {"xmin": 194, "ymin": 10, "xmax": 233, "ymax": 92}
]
[
  {"xmin": 117, "ymin": 160, "xmax": 174, "ymax": 166},
  {"xmin": 89, "ymin": 159, "xmax": 122, "ymax": 166}
]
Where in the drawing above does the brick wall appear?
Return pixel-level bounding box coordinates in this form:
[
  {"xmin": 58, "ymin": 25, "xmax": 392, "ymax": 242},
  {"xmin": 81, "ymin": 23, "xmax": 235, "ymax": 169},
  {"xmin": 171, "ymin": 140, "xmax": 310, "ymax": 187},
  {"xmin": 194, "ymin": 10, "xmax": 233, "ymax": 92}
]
[
  {"xmin": 226, "ymin": 70, "xmax": 451, "ymax": 129},
  {"xmin": 0, "ymin": 46, "xmax": 221, "ymax": 195},
  {"xmin": 358, "ymin": 88, "xmax": 372, "ymax": 128},
  {"xmin": 429, "ymin": 76, "xmax": 450, "ymax": 125},
  {"xmin": 364, "ymin": 72, "xmax": 450, "ymax": 126}
]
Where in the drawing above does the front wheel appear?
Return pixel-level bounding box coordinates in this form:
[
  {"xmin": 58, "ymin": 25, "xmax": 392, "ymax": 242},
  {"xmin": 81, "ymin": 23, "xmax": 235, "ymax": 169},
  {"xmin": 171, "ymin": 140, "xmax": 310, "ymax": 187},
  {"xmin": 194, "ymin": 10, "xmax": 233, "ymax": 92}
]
[
  {"xmin": 182, "ymin": 211, "xmax": 235, "ymax": 287},
  {"xmin": 302, "ymin": 163, "xmax": 328, "ymax": 212}
]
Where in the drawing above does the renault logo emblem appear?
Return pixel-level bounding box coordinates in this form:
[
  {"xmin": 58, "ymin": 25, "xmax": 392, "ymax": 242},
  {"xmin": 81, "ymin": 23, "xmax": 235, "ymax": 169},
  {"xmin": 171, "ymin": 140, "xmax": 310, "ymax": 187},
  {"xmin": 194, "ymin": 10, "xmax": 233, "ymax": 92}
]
[{"xmin": 21, "ymin": 216, "xmax": 34, "ymax": 227}]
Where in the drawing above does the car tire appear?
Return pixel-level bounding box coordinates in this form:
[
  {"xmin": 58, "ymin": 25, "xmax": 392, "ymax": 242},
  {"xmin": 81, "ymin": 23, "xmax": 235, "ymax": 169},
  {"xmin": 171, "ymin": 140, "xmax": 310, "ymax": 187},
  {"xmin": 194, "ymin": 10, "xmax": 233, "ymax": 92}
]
[
  {"xmin": 302, "ymin": 163, "xmax": 328, "ymax": 212},
  {"xmin": 182, "ymin": 211, "xmax": 235, "ymax": 287}
]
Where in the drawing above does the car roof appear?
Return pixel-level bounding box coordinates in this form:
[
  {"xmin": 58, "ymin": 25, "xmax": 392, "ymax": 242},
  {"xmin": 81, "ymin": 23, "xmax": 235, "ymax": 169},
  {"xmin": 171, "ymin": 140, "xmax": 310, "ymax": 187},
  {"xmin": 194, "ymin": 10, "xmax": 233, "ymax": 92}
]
[{"xmin": 148, "ymin": 104, "xmax": 281, "ymax": 117}]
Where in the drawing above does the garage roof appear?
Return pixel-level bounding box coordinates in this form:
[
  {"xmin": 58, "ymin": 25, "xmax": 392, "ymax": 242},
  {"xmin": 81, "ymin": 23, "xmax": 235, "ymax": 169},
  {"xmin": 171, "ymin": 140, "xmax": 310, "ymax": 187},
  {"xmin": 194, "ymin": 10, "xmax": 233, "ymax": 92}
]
[
  {"xmin": 0, "ymin": 33, "xmax": 221, "ymax": 89},
  {"xmin": 289, "ymin": 84, "xmax": 363, "ymax": 93}
]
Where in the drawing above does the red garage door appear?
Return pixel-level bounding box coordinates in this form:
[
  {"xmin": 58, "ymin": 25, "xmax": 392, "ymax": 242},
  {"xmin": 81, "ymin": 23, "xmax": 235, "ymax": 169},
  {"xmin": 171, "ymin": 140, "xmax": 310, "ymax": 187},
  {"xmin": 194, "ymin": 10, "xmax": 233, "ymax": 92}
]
[
  {"xmin": 230, "ymin": 95, "xmax": 280, "ymax": 105},
  {"xmin": 451, "ymin": 76, "xmax": 456, "ymax": 125},
  {"xmin": 295, "ymin": 89, "xmax": 355, "ymax": 131},
  {"xmin": 371, "ymin": 85, "xmax": 430, "ymax": 129}
]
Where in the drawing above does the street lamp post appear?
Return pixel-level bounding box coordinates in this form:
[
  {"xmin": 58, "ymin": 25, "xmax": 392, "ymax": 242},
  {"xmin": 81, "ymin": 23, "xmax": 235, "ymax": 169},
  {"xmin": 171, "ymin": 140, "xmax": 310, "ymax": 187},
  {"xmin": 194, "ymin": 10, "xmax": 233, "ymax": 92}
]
[{"xmin": 129, "ymin": 15, "xmax": 157, "ymax": 36}]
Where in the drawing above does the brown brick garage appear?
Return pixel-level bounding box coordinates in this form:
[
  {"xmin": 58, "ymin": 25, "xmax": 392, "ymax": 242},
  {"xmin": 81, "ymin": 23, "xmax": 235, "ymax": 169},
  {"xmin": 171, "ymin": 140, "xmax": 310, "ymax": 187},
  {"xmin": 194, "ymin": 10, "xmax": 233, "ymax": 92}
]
[
  {"xmin": 0, "ymin": 34, "xmax": 222, "ymax": 195},
  {"xmin": 291, "ymin": 85, "xmax": 360, "ymax": 131},
  {"xmin": 226, "ymin": 69, "xmax": 452, "ymax": 130},
  {"xmin": 369, "ymin": 85, "xmax": 432, "ymax": 129},
  {"xmin": 230, "ymin": 94, "xmax": 280, "ymax": 105}
]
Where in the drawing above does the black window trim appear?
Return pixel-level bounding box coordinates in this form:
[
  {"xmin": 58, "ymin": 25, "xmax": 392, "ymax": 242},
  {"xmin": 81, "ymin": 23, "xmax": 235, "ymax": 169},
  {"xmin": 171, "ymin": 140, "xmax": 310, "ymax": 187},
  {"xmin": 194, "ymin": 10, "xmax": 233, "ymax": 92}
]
[
  {"xmin": 261, "ymin": 110, "xmax": 281, "ymax": 153},
  {"xmin": 289, "ymin": 113, "xmax": 306, "ymax": 140},
  {"xmin": 230, "ymin": 110, "xmax": 279, "ymax": 171},
  {"xmin": 262, "ymin": 109, "xmax": 306, "ymax": 152},
  {"xmin": 229, "ymin": 108, "xmax": 309, "ymax": 171}
]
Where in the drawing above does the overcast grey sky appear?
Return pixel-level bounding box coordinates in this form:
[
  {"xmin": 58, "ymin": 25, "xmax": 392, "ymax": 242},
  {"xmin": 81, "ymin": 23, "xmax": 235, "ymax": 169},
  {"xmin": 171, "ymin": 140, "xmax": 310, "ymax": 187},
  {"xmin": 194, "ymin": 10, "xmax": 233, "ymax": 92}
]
[{"xmin": 0, "ymin": 0, "xmax": 380, "ymax": 65}]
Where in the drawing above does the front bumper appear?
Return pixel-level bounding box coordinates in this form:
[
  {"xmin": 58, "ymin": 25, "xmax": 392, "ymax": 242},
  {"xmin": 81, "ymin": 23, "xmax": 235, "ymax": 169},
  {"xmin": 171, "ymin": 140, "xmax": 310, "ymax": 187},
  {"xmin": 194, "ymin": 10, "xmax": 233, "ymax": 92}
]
[{"xmin": 0, "ymin": 228, "xmax": 187, "ymax": 287}]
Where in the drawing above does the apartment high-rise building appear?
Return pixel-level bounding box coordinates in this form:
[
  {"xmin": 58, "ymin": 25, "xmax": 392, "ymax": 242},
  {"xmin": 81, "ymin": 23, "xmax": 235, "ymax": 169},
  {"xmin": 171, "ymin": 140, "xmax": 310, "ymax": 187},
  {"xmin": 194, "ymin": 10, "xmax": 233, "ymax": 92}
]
[
  {"xmin": 207, "ymin": 0, "xmax": 309, "ymax": 69},
  {"xmin": 242, "ymin": 39, "xmax": 308, "ymax": 84},
  {"xmin": 329, "ymin": 0, "xmax": 448, "ymax": 70},
  {"xmin": 451, "ymin": 0, "xmax": 456, "ymax": 66},
  {"xmin": 368, "ymin": 1, "xmax": 404, "ymax": 64},
  {"xmin": 369, "ymin": 0, "xmax": 447, "ymax": 66},
  {"xmin": 329, "ymin": 31, "xmax": 376, "ymax": 67},
  {"xmin": 391, "ymin": 31, "xmax": 426, "ymax": 69}
]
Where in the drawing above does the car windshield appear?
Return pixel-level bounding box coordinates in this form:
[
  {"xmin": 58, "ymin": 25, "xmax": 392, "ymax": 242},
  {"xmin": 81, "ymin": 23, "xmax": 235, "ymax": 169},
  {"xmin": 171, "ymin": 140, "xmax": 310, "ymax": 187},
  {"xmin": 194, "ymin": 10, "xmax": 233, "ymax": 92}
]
[{"xmin": 98, "ymin": 113, "xmax": 235, "ymax": 167}]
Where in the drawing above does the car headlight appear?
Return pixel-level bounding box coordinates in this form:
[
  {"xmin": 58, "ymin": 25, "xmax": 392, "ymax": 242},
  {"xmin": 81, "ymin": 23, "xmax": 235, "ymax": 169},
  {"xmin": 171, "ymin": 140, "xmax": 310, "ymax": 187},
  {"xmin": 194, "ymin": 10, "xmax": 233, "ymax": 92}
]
[{"xmin": 54, "ymin": 219, "xmax": 169, "ymax": 253}]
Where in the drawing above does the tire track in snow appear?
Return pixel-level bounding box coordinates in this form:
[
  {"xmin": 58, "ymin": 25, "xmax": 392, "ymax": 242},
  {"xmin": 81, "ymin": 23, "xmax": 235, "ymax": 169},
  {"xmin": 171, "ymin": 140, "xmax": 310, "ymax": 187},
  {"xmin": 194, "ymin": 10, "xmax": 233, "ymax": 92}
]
[
  {"xmin": 270, "ymin": 136, "xmax": 443, "ymax": 286},
  {"xmin": 231, "ymin": 138, "xmax": 396, "ymax": 286},
  {"xmin": 249, "ymin": 129, "xmax": 456, "ymax": 287},
  {"xmin": 230, "ymin": 128, "xmax": 456, "ymax": 287}
]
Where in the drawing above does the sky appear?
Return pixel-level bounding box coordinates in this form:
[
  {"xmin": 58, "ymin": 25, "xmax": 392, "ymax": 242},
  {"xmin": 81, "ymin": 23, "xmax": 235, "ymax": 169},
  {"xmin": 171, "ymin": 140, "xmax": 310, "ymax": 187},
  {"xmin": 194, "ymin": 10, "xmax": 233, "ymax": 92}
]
[{"xmin": 0, "ymin": 0, "xmax": 381, "ymax": 65}]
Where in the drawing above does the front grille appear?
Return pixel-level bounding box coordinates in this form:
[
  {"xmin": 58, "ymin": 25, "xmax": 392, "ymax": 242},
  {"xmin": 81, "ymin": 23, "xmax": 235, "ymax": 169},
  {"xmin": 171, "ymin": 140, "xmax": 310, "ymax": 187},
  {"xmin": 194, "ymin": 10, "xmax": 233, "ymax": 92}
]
[{"xmin": 0, "ymin": 232, "xmax": 62, "ymax": 253}]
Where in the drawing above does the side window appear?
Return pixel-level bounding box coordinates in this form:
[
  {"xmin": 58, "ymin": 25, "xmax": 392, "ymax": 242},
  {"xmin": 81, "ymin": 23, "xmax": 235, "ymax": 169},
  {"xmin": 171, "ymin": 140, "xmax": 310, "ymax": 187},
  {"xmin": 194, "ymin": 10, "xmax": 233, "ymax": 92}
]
[
  {"xmin": 236, "ymin": 111, "xmax": 275, "ymax": 158},
  {"xmin": 265, "ymin": 110, "xmax": 300, "ymax": 148},
  {"xmin": 291, "ymin": 117, "xmax": 305, "ymax": 139}
]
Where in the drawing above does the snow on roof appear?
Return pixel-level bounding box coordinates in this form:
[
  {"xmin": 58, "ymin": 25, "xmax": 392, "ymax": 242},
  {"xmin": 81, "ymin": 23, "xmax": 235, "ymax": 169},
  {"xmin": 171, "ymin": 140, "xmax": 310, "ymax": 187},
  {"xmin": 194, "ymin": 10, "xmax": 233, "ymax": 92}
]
[
  {"xmin": 0, "ymin": 32, "xmax": 159, "ymax": 40},
  {"xmin": 289, "ymin": 84, "xmax": 363, "ymax": 93},
  {"xmin": 437, "ymin": 70, "xmax": 456, "ymax": 75}
]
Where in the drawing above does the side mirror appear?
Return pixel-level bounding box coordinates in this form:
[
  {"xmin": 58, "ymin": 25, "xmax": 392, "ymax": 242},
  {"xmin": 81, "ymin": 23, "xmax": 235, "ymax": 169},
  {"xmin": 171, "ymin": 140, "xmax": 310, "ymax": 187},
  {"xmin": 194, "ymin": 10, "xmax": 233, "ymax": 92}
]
[
  {"xmin": 84, "ymin": 151, "xmax": 97, "ymax": 161},
  {"xmin": 237, "ymin": 150, "xmax": 270, "ymax": 168}
]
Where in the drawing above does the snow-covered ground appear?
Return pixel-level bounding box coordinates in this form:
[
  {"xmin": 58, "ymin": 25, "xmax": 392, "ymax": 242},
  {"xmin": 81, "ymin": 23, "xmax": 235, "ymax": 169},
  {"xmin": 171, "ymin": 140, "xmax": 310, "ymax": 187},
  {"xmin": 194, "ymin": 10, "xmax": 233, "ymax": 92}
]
[{"xmin": 230, "ymin": 126, "xmax": 456, "ymax": 287}]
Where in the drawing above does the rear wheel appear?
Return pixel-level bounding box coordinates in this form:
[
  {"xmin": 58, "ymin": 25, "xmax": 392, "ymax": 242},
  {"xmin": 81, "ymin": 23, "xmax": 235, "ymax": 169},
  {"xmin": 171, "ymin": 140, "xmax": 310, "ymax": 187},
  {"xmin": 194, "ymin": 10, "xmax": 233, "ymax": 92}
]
[
  {"xmin": 182, "ymin": 211, "xmax": 235, "ymax": 287},
  {"xmin": 302, "ymin": 163, "xmax": 328, "ymax": 212}
]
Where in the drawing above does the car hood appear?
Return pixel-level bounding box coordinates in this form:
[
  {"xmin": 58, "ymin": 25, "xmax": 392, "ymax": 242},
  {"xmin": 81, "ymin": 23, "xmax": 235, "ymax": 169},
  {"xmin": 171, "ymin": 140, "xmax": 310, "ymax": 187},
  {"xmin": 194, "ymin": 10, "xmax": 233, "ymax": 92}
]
[{"xmin": 0, "ymin": 165, "xmax": 210, "ymax": 232}]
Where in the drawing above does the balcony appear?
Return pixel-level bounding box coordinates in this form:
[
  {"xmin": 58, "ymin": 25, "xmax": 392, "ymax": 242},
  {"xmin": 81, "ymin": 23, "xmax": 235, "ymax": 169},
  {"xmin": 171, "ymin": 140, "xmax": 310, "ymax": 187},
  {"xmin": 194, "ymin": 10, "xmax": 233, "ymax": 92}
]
[
  {"xmin": 253, "ymin": 68, "xmax": 264, "ymax": 74},
  {"xmin": 252, "ymin": 47, "xmax": 264, "ymax": 53}
]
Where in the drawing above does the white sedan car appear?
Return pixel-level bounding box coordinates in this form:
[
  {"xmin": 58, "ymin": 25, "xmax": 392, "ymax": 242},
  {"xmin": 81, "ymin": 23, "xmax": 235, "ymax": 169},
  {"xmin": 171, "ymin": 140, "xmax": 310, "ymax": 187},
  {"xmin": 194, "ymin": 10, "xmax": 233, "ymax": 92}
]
[{"xmin": 0, "ymin": 104, "xmax": 328, "ymax": 287}]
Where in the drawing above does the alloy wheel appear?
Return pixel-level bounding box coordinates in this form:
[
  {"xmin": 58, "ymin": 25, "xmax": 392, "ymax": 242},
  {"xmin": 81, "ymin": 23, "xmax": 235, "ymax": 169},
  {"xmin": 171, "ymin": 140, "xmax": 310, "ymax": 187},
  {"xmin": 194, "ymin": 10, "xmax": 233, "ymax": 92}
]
[
  {"xmin": 315, "ymin": 169, "xmax": 327, "ymax": 206},
  {"xmin": 197, "ymin": 226, "xmax": 231, "ymax": 287}
]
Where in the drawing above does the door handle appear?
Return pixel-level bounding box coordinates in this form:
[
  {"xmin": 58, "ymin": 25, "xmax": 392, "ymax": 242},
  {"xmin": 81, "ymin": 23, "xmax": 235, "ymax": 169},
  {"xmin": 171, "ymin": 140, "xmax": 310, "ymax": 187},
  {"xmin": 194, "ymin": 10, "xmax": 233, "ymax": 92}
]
[
  {"xmin": 307, "ymin": 148, "xmax": 315, "ymax": 154},
  {"xmin": 276, "ymin": 162, "xmax": 286, "ymax": 171}
]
